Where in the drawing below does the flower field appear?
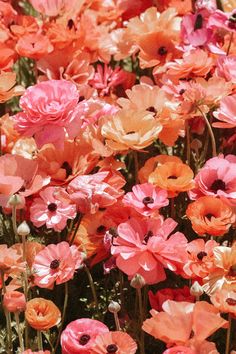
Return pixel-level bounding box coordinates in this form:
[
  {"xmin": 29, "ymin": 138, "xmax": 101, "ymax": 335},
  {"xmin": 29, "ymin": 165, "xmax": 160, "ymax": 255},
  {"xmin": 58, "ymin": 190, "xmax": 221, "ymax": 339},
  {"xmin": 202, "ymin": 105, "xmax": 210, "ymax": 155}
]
[{"xmin": 0, "ymin": 0, "xmax": 236, "ymax": 353}]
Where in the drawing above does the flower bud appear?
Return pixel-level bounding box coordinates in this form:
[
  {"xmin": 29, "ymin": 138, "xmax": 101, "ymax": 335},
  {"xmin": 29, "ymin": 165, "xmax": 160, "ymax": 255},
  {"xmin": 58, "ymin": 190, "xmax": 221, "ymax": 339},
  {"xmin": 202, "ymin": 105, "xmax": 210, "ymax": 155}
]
[
  {"xmin": 3, "ymin": 291, "xmax": 26, "ymax": 313},
  {"xmin": 8, "ymin": 194, "xmax": 24, "ymax": 207},
  {"xmin": 17, "ymin": 221, "xmax": 30, "ymax": 237},
  {"xmin": 130, "ymin": 274, "xmax": 146, "ymax": 289},
  {"xmin": 108, "ymin": 301, "xmax": 121, "ymax": 313},
  {"xmin": 190, "ymin": 281, "xmax": 204, "ymax": 297}
]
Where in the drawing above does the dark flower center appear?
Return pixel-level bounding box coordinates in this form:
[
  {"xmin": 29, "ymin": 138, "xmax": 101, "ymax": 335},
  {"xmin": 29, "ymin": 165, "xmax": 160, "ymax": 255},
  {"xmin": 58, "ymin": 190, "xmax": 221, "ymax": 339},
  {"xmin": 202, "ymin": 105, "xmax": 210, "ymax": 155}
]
[
  {"xmin": 205, "ymin": 213, "xmax": 214, "ymax": 220},
  {"xmin": 194, "ymin": 14, "xmax": 203, "ymax": 31},
  {"xmin": 197, "ymin": 251, "xmax": 207, "ymax": 260},
  {"xmin": 179, "ymin": 89, "xmax": 185, "ymax": 95},
  {"xmin": 226, "ymin": 298, "xmax": 236, "ymax": 306},
  {"xmin": 50, "ymin": 259, "xmax": 60, "ymax": 269},
  {"xmin": 48, "ymin": 203, "xmax": 57, "ymax": 212},
  {"xmin": 96, "ymin": 225, "xmax": 106, "ymax": 234},
  {"xmin": 126, "ymin": 131, "xmax": 136, "ymax": 135},
  {"xmin": 78, "ymin": 95, "xmax": 85, "ymax": 102},
  {"xmin": 61, "ymin": 161, "xmax": 72, "ymax": 178},
  {"xmin": 79, "ymin": 334, "xmax": 91, "ymax": 345},
  {"xmin": 229, "ymin": 12, "xmax": 236, "ymax": 23},
  {"xmin": 143, "ymin": 230, "xmax": 154, "ymax": 244},
  {"xmin": 109, "ymin": 227, "xmax": 118, "ymax": 237},
  {"xmin": 168, "ymin": 175, "xmax": 178, "ymax": 179},
  {"xmin": 142, "ymin": 196, "xmax": 154, "ymax": 206},
  {"xmin": 106, "ymin": 344, "xmax": 118, "ymax": 353},
  {"xmin": 228, "ymin": 264, "xmax": 236, "ymax": 277},
  {"xmin": 210, "ymin": 179, "xmax": 226, "ymax": 193},
  {"xmin": 67, "ymin": 19, "xmax": 75, "ymax": 29},
  {"xmin": 158, "ymin": 46, "xmax": 168, "ymax": 56},
  {"xmin": 147, "ymin": 106, "xmax": 157, "ymax": 113}
]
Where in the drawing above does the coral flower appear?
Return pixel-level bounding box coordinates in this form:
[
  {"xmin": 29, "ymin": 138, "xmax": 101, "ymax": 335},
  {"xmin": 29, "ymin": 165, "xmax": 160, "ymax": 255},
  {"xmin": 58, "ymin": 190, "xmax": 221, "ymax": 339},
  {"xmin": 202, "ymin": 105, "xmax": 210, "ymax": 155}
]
[
  {"xmin": 23, "ymin": 350, "xmax": 50, "ymax": 354},
  {"xmin": 210, "ymin": 289, "xmax": 236, "ymax": 316},
  {"xmin": 149, "ymin": 161, "xmax": 194, "ymax": 197},
  {"xmin": 13, "ymin": 80, "xmax": 82, "ymax": 149},
  {"xmin": 29, "ymin": 0, "xmax": 78, "ymax": 17},
  {"xmin": 142, "ymin": 300, "xmax": 227, "ymax": 347},
  {"xmin": 101, "ymin": 109, "xmax": 162, "ymax": 151},
  {"xmin": 0, "ymin": 72, "xmax": 24, "ymax": 103},
  {"xmin": 61, "ymin": 318, "xmax": 109, "ymax": 354},
  {"xmin": 186, "ymin": 196, "xmax": 235, "ymax": 236},
  {"xmin": 208, "ymin": 9, "xmax": 236, "ymax": 32},
  {"xmin": 15, "ymin": 34, "xmax": 53, "ymax": 60},
  {"xmin": 213, "ymin": 94, "xmax": 236, "ymax": 128},
  {"xmin": 3, "ymin": 291, "xmax": 26, "ymax": 313},
  {"xmin": 0, "ymin": 244, "xmax": 25, "ymax": 275},
  {"xmin": 92, "ymin": 331, "xmax": 137, "ymax": 354},
  {"xmin": 149, "ymin": 287, "xmax": 194, "ymax": 312},
  {"xmin": 30, "ymin": 187, "xmax": 77, "ymax": 231},
  {"xmin": 25, "ymin": 298, "xmax": 61, "ymax": 331},
  {"xmin": 123, "ymin": 183, "xmax": 169, "ymax": 216},
  {"xmin": 216, "ymin": 55, "xmax": 236, "ymax": 83},
  {"xmin": 32, "ymin": 241, "xmax": 83, "ymax": 288}
]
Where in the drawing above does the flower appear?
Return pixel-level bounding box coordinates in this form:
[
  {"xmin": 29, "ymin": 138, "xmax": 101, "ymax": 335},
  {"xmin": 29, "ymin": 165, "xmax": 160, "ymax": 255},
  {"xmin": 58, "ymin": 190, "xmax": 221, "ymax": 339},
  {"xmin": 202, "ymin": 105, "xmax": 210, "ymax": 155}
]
[
  {"xmin": 3, "ymin": 291, "xmax": 26, "ymax": 312},
  {"xmin": 208, "ymin": 9, "xmax": 236, "ymax": 32},
  {"xmin": 213, "ymin": 94, "xmax": 236, "ymax": 128},
  {"xmin": 30, "ymin": 186, "xmax": 77, "ymax": 231},
  {"xmin": 32, "ymin": 241, "xmax": 83, "ymax": 288},
  {"xmin": 29, "ymin": 0, "xmax": 78, "ymax": 16},
  {"xmin": 15, "ymin": 33, "xmax": 53, "ymax": 60},
  {"xmin": 61, "ymin": 318, "xmax": 109, "ymax": 354},
  {"xmin": 186, "ymin": 196, "xmax": 235, "ymax": 236},
  {"xmin": 0, "ymin": 71, "xmax": 24, "ymax": 103},
  {"xmin": 149, "ymin": 161, "xmax": 194, "ymax": 197},
  {"xmin": 22, "ymin": 350, "xmax": 50, "ymax": 354},
  {"xmin": 101, "ymin": 109, "xmax": 162, "ymax": 151},
  {"xmin": 25, "ymin": 297, "xmax": 61, "ymax": 331},
  {"xmin": 216, "ymin": 55, "xmax": 236, "ymax": 83},
  {"xmin": 163, "ymin": 347, "xmax": 195, "ymax": 354},
  {"xmin": 210, "ymin": 289, "xmax": 236, "ymax": 316},
  {"xmin": 13, "ymin": 80, "xmax": 82, "ymax": 149},
  {"xmin": 92, "ymin": 331, "xmax": 137, "ymax": 354},
  {"xmin": 123, "ymin": 183, "xmax": 169, "ymax": 216},
  {"xmin": 149, "ymin": 287, "xmax": 194, "ymax": 312},
  {"xmin": 0, "ymin": 244, "xmax": 25, "ymax": 275}
]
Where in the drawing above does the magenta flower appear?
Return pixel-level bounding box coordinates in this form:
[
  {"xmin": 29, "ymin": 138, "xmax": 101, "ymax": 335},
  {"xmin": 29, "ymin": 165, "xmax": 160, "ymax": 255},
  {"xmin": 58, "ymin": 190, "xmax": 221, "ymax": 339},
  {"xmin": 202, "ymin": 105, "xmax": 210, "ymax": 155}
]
[
  {"xmin": 13, "ymin": 80, "xmax": 83, "ymax": 148},
  {"xmin": 122, "ymin": 183, "xmax": 169, "ymax": 216},
  {"xmin": 30, "ymin": 186, "xmax": 77, "ymax": 231},
  {"xmin": 61, "ymin": 318, "xmax": 109, "ymax": 354},
  {"xmin": 189, "ymin": 155, "xmax": 236, "ymax": 205},
  {"xmin": 213, "ymin": 94, "xmax": 236, "ymax": 128},
  {"xmin": 33, "ymin": 241, "xmax": 83, "ymax": 289}
]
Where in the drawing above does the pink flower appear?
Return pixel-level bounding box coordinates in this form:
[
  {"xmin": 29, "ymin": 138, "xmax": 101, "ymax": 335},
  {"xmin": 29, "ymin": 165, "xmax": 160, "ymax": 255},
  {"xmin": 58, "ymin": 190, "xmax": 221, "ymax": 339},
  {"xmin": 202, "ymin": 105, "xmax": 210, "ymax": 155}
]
[
  {"xmin": 13, "ymin": 80, "xmax": 83, "ymax": 149},
  {"xmin": 111, "ymin": 217, "xmax": 188, "ymax": 284},
  {"xmin": 163, "ymin": 347, "xmax": 195, "ymax": 354},
  {"xmin": 29, "ymin": 0, "xmax": 78, "ymax": 16},
  {"xmin": 92, "ymin": 331, "xmax": 137, "ymax": 354},
  {"xmin": 216, "ymin": 56, "xmax": 236, "ymax": 83},
  {"xmin": 213, "ymin": 95, "xmax": 236, "ymax": 128},
  {"xmin": 23, "ymin": 351, "xmax": 50, "ymax": 354},
  {"xmin": 149, "ymin": 287, "xmax": 194, "ymax": 312},
  {"xmin": 122, "ymin": 183, "xmax": 169, "ymax": 216},
  {"xmin": 30, "ymin": 186, "xmax": 77, "ymax": 231},
  {"xmin": 32, "ymin": 241, "xmax": 83, "ymax": 289},
  {"xmin": 208, "ymin": 9, "xmax": 236, "ymax": 32},
  {"xmin": 189, "ymin": 155, "xmax": 236, "ymax": 205},
  {"xmin": 3, "ymin": 291, "xmax": 26, "ymax": 313},
  {"xmin": 61, "ymin": 318, "xmax": 109, "ymax": 354}
]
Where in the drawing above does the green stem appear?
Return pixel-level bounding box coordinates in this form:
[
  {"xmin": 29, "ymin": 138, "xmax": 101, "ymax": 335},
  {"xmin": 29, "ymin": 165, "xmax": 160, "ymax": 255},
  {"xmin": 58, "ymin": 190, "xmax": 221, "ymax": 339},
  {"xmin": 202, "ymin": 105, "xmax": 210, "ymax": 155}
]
[
  {"xmin": 37, "ymin": 330, "xmax": 43, "ymax": 350},
  {"xmin": 69, "ymin": 213, "xmax": 83, "ymax": 246},
  {"xmin": 84, "ymin": 265, "xmax": 98, "ymax": 312},
  {"xmin": 225, "ymin": 314, "xmax": 232, "ymax": 354},
  {"xmin": 15, "ymin": 312, "xmax": 24, "ymax": 352},
  {"xmin": 114, "ymin": 312, "xmax": 121, "ymax": 331},
  {"xmin": 12, "ymin": 205, "xmax": 18, "ymax": 242},
  {"xmin": 1, "ymin": 271, "xmax": 12, "ymax": 354},
  {"xmin": 55, "ymin": 281, "xmax": 69, "ymax": 352},
  {"xmin": 198, "ymin": 107, "xmax": 216, "ymax": 157},
  {"xmin": 137, "ymin": 288, "xmax": 145, "ymax": 354},
  {"xmin": 132, "ymin": 150, "xmax": 139, "ymax": 185},
  {"xmin": 226, "ymin": 32, "xmax": 234, "ymax": 56}
]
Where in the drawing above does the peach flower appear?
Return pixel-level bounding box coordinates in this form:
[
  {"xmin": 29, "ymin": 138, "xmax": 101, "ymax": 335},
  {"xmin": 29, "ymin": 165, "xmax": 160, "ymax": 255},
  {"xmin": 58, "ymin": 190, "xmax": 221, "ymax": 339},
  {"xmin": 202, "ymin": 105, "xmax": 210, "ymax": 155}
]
[
  {"xmin": 92, "ymin": 331, "xmax": 137, "ymax": 354},
  {"xmin": 25, "ymin": 297, "xmax": 61, "ymax": 331},
  {"xmin": 213, "ymin": 94, "xmax": 236, "ymax": 128},
  {"xmin": 15, "ymin": 33, "xmax": 53, "ymax": 60},
  {"xmin": 0, "ymin": 71, "xmax": 24, "ymax": 103},
  {"xmin": 29, "ymin": 0, "xmax": 78, "ymax": 17},
  {"xmin": 3, "ymin": 291, "xmax": 26, "ymax": 312},
  {"xmin": 210, "ymin": 289, "xmax": 236, "ymax": 316},
  {"xmin": 0, "ymin": 244, "xmax": 25, "ymax": 275}
]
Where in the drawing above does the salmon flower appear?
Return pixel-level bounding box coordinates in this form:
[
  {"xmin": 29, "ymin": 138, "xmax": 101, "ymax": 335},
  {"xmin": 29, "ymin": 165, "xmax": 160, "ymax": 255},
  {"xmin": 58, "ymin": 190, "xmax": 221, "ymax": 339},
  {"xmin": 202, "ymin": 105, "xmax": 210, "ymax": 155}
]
[
  {"xmin": 0, "ymin": 244, "xmax": 25, "ymax": 275},
  {"xmin": 61, "ymin": 318, "xmax": 109, "ymax": 354},
  {"xmin": 29, "ymin": 0, "xmax": 78, "ymax": 17},
  {"xmin": 216, "ymin": 55, "xmax": 236, "ymax": 83},
  {"xmin": 32, "ymin": 241, "xmax": 83, "ymax": 288},
  {"xmin": 3, "ymin": 291, "xmax": 26, "ymax": 313},
  {"xmin": 92, "ymin": 331, "xmax": 137, "ymax": 354},
  {"xmin": 213, "ymin": 94, "xmax": 236, "ymax": 128},
  {"xmin": 210, "ymin": 289, "xmax": 236, "ymax": 316},
  {"xmin": 15, "ymin": 33, "xmax": 53, "ymax": 60},
  {"xmin": 0, "ymin": 71, "xmax": 24, "ymax": 103},
  {"xmin": 149, "ymin": 161, "xmax": 194, "ymax": 197},
  {"xmin": 23, "ymin": 350, "xmax": 50, "ymax": 354},
  {"xmin": 101, "ymin": 109, "xmax": 162, "ymax": 151},
  {"xmin": 186, "ymin": 196, "xmax": 236, "ymax": 236},
  {"xmin": 25, "ymin": 298, "xmax": 61, "ymax": 331}
]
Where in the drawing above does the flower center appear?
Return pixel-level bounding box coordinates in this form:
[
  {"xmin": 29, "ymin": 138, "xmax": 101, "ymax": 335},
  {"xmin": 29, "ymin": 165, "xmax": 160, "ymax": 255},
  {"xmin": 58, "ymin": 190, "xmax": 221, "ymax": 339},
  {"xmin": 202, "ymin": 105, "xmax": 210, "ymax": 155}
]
[
  {"xmin": 79, "ymin": 334, "xmax": 91, "ymax": 345},
  {"xmin": 78, "ymin": 95, "xmax": 85, "ymax": 102},
  {"xmin": 228, "ymin": 13, "xmax": 236, "ymax": 29},
  {"xmin": 61, "ymin": 161, "xmax": 72, "ymax": 178},
  {"xmin": 226, "ymin": 298, "xmax": 236, "ymax": 306},
  {"xmin": 197, "ymin": 251, "xmax": 207, "ymax": 260},
  {"xmin": 205, "ymin": 213, "xmax": 214, "ymax": 220},
  {"xmin": 126, "ymin": 131, "xmax": 136, "ymax": 135},
  {"xmin": 109, "ymin": 227, "xmax": 118, "ymax": 237},
  {"xmin": 142, "ymin": 196, "xmax": 154, "ymax": 206},
  {"xmin": 96, "ymin": 225, "xmax": 107, "ymax": 234},
  {"xmin": 67, "ymin": 19, "xmax": 75, "ymax": 29},
  {"xmin": 210, "ymin": 179, "xmax": 226, "ymax": 192},
  {"xmin": 50, "ymin": 259, "xmax": 60, "ymax": 269},
  {"xmin": 158, "ymin": 46, "xmax": 168, "ymax": 56},
  {"xmin": 168, "ymin": 175, "xmax": 178, "ymax": 179},
  {"xmin": 147, "ymin": 106, "xmax": 157, "ymax": 113},
  {"xmin": 179, "ymin": 89, "xmax": 185, "ymax": 95},
  {"xmin": 228, "ymin": 264, "xmax": 236, "ymax": 277},
  {"xmin": 106, "ymin": 344, "xmax": 118, "ymax": 353},
  {"xmin": 48, "ymin": 203, "xmax": 57, "ymax": 212},
  {"xmin": 194, "ymin": 14, "xmax": 203, "ymax": 31},
  {"xmin": 143, "ymin": 230, "xmax": 154, "ymax": 244}
]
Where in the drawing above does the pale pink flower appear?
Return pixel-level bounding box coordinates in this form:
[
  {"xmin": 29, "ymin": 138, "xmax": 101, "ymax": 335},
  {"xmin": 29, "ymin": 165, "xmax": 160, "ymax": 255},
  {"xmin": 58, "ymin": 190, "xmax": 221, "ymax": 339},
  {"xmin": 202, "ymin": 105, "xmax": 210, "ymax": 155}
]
[
  {"xmin": 13, "ymin": 80, "xmax": 83, "ymax": 149},
  {"xmin": 122, "ymin": 183, "xmax": 169, "ymax": 216},
  {"xmin": 32, "ymin": 241, "xmax": 83, "ymax": 289},
  {"xmin": 208, "ymin": 9, "xmax": 236, "ymax": 32},
  {"xmin": 213, "ymin": 95, "xmax": 236, "ymax": 128},
  {"xmin": 216, "ymin": 56, "xmax": 236, "ymax": 83},
  {"xmin": 29, "ymin": 0, "xmax": 78, "ymax": 17},
  {"xmin": 30, "ymin": 186, "xmax": 77, "ymax": 231},
  {"xmin": 61, "ymin": 318, "xmax": 109, "ymax": 354},
  {"xmin": 163, "ymin": 347, "xmax": 195, "ymax": 354}
]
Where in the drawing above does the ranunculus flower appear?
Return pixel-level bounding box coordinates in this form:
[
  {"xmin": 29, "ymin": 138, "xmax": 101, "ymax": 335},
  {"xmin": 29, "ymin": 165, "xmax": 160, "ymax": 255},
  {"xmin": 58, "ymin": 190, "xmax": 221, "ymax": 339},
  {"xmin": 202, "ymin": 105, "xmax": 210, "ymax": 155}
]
[
  {"xmin": 23, "ymin": 350, "xmax": 50, "ymax": 354},
  {"xmin": 149, "ymin": 287, "xmax": 194, "ymax": 312},
  {"xmin": 216, "ymin": 55, "xmax": 236, "ymax": 83},
  {"xmin": 29, "ymin": 0, "xmax": 78, "ymax": 16},
  {"xmin": 25, "ymin": 298, "xmax": 61, "ymax": 331},
  {"xmin": 213, "ymin": 94, "xmax": 236, "ymax": 128},
  {"xmin": 3, "ymin": 291, "xmax": 26, "ymax": 313},
  {"xmin": 92, "ymin": 331, "xmax": 137, "ymax": 354},
  {"xmin": 61, "ymin": 318, "xmax": 109, "ymax": 354},
  {"xmin": 210, "ymin": 289, "xmax": 236, "ymax": 316}
]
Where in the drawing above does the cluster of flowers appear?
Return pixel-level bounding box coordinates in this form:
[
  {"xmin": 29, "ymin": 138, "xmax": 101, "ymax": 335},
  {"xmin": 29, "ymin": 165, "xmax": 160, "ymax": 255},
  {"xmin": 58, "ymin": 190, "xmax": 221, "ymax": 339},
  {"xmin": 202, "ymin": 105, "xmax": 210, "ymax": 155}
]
[{"xmin": 1, "ymin": 0, "xmax": 236, "ymax": 353}]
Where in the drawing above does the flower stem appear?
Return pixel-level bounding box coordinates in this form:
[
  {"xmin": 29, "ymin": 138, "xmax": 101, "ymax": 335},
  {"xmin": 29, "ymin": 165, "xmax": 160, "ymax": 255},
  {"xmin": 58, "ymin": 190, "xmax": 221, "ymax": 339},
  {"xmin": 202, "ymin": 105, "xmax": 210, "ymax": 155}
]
[
  {"xmin": 15, "ymin": 312, "xmax": 24, "ymax": 352},
  {"xmin": 186, "ymin": 121, "xmax": 191, "ymax": 166},
  {"xmin": 226, "ymin": 32, "xmax": 234, "ymax": 56},
  {"xmin": 37, "ymin": 330, "xmax": 43, "ymax": 351},
  {"xmin": 137, "ymin": 288, "xmax": 145, "ymax": 354},
  {"xmin": 69, "ymin": 213, "xmax": 83, "ymax": 246},
  {"xmin": 84, "ymin": 265, "xmax": 98, "ymax": 312},
  {"xmin": 55, "ymin": 281, "xmax": 69, "ymax": 352},
  {"xmin": 12, "ymin": 205, "xmax": 18, "ymax": 241},
  {"xmin": 198, "ymin": 107, "xmax": 216, "ymax": 157},
  {"xmin": 1, "ymin": 271, "xmax": 12, "ymax": 354},
  {"xmin": 132, "ymin": 150, "xmax": 139, "ymax": 185},
  {"xmin": 114, "ymin": 312, "xmax": 121, "ymax": 331},
  {"xmin": 225, "ymin": 314, "xmax": 232, "ymax": 354}
]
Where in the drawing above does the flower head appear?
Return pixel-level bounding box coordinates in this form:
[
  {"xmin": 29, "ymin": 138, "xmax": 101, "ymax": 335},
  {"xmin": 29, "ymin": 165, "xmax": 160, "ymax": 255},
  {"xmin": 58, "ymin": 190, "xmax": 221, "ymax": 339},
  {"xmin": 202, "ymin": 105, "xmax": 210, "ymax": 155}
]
[
  {"xmin": 3, "ymin": 291, "xmax": 26, "ymax": 313},
  {"xmin": 92, "ymin": 331, "xmax": 137, "ymax": 354}
]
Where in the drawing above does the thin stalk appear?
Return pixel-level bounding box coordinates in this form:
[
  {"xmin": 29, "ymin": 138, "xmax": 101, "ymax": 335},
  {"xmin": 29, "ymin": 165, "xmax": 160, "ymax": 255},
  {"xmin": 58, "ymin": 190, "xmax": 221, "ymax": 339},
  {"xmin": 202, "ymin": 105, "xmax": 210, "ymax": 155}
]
[
  {"xmin": 119, "ymin": 271, "xmax": 125, "ymax": 311},
  {"xmin": 137, "ymin": 288, "xmax": 145, "ymax": 354},
  {"xmin": 1, "ymin": 271, "xmax": 12, "ymax": 354},
  {"xmin": 15, "ymin": 312, "xmax": 24, "ymax": 352},
  {"xmin": 114, "ymin": 312, "xmax": 121, "ymax": 331},
  {"xmin": 84, "ymin": 265, "xmax": 98, "ymax": 312},
  {"xmin": 37, "ymin": 330, "xmax": 43, "ymax": 350},
  {"xmin": 69, "ymin": 213, "xmax": 83, "ymax": 246},
  {"xmin": 226, "ymin": 32, "xmax": 234, "ymax": 56},
  {"xmin": 186, "ymin": 121, "xmax": 191, "ymax": 166},
  {"xmin": 170, "ymin": 198, "xmax": 176, "ymax": 219},
  {"xmin": 132, "ymin": 150, "xmax": 139, "ymax": 185},
  {"xmin": 12, "ymin": 205, "xmax": 18, "ymax": 241},
  {"xmin": 198, "ymin": 107, "xmax": 216, "ymax": 157},
  {"xmin": 225, "ymin": 314, "xmax": 232, "ymax": 354},
  {"xmin": 55, "ymin": 281, "xmax": 69, "ymax": 352}
]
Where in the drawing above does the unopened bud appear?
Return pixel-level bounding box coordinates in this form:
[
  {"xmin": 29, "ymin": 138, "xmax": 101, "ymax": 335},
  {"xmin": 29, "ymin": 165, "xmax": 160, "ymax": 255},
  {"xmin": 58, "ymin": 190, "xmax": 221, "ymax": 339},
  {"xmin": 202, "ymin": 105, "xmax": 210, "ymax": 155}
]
[
  {"xmin": 17, "ymin": 221, "xmax": 30, "ymax": 237},
  {"xmin": 130, "ymin": 274, "xmax": 146, "ymax": 289},
  {"xmin": 108, "ymin": 301, "xmax": 121, "ymax": 313},
  {"xmin": 190, "ymin": 281, "xmax": 204, "ymax": 297},
  {"xmin": 8, "ymin": 194, "xmax": 23, "ymax": 207}
]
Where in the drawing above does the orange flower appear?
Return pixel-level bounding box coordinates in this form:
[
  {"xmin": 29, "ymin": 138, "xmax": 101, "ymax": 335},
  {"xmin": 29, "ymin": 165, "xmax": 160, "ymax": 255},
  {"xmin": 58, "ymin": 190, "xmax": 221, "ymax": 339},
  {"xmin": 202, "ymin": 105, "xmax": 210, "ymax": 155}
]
[
  {"xmin": 149, "ymin": 161, "xmax": 194, "ymax": 197},
  {"xmin": 138, "ymin": 155, "xmax": 182, "ymax": 184},
  {"xmin": 0, "ymin": 114, "xmax": 20, "ymax": 153},
  {"xmin": 25, "ymin": 298, "xmax": 61, "ymax": 331},
  {"xmin": 210, "ymin": 289, "xmax": 236, "ymax": 316},
  {"xmin": 186, "ymin": 196, "xmax": 236, "ymax": 237},
  {"xmin": 101, "ymin": 109, "xmax": 162, "ymax": 151},
  {"xmin": 0, "ymin": 43, "xmax": 16, "ymax": 71},
  {"xmin": 15, "ymin": 34, "xmax": 53, "ymax": 60},
  {"xmin": 0, "ymin": 71, "xmax": 24, "ymax": 103}
]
